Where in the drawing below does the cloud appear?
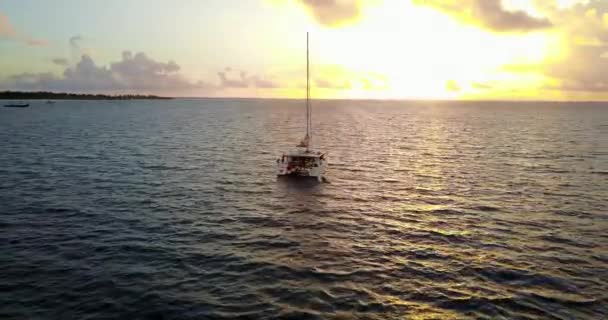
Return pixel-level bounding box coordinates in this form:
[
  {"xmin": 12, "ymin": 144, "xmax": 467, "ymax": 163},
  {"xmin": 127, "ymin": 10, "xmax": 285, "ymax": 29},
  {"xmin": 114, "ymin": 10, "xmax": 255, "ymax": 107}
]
[
  {"xmin": 445, "ymin": 80, "xmax": 461, "ymax": 92},
  {"xmin": 315, "ymin": 78, "xmax": 351, "ymax": 89},
  {"xmin": 217, "ymin": 67, "xmax": 279, "ymax": 88},
  {"xmin": 69, "ymin": 35, "xmax": 83, "ymax": 48},
  {"xmin": 51, "ymin": 58, "xmax": 69, "ymax": 66},
  {"xmin": 543, "ymin": 44, "xmax": 608, "ymax": 93},
  {"xmin": 217, "ymin": 68, "xmax": 248, "ymax": 88},
  {"xmin": 297, "ymin": 0, "xmax": 364, "ymax": 27},
  {"xmin": 499, "ymin": 1, "xmax": 608, "ymax": 95},
  {"xmin": 540, "ymin": 0, "xmax": 608, "ymax": 44},
  {"xmin": 412, "ymin": 0, "xmax": 552, "ymax": 33},
  {"xmin": 109, "ymin": 51, "xmax": 193, "ymax": 90},
  {"xmin": 250, "ymin": 75, "xmax": 278, "ymax": 88},
  {"xmin": 8, "ymin": 55, "xmax": 118, "ymax": 92},
  {"xmin": 0, "ymin": 11, "xmax": 48, "ymax": 46},
  {"xmin": 69, "ymin": 35, "xmax": 86, "ymax": 57},
  {"xmin": 4, "ymin": 52, "xmax": 208, "ymax": 93},
  {"xmin": 2, "ymin": 50, "xmax": 280, "ymax": 95},
  {"xmin": 0, "ymin": 13, "xmax": 17, "ymax": 38},
  {"xmin": 299, "ymin": 64, "xmax": 387, "ymax": 90},
  {"xmin": 545, "ymin": 80, "xmax": 608, "ymax": 93},
  {"xmin": 8, "ymin": 72, "xmax": 57, "ymax": 90}
]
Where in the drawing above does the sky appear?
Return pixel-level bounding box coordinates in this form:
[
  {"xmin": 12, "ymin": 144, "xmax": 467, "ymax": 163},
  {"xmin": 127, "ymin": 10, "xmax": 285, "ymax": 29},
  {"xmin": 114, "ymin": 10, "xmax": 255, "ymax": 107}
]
[{"xmin": 1, "ymin": 0, "xmax": 608, "ymax": 100}]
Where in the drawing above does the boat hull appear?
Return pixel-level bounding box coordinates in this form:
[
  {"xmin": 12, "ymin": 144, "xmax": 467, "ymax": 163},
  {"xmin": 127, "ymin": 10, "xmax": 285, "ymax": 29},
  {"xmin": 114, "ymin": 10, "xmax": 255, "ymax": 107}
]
[
  {"xmin": 276, "ymin": 173, "xmax": 323, "ymax": 181},
  {"xmin": 276, "ymin": 152, "xmax": 327, "ymax": 181}
]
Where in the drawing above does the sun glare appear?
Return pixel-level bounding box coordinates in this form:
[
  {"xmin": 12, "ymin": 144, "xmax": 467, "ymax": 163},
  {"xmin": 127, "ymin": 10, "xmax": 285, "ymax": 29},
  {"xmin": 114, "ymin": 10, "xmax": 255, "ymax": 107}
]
[{"xmin": 277, "ymin": 0, "xmax": 557, "ymax": 99}]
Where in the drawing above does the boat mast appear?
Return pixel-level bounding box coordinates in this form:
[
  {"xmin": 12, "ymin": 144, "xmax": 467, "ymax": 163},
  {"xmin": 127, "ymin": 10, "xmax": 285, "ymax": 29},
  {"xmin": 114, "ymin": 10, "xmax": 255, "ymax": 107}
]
[{"xmin": 306, "ymin": 32, "xmax": 311, "ymax": 152}]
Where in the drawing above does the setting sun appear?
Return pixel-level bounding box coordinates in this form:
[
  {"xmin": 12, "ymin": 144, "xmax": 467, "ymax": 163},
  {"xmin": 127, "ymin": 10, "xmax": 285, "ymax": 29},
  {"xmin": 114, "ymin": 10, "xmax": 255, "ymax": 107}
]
[{"xmin": 267, "ymin": 0, "xmax": 565, "ymax": 99}]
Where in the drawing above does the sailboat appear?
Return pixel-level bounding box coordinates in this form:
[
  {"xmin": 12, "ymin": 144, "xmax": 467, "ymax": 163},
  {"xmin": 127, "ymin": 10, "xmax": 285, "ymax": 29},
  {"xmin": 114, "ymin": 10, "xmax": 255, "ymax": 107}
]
[{"xmin": 276, "ymin": 32, "xmax": 327, "ymax": 181}]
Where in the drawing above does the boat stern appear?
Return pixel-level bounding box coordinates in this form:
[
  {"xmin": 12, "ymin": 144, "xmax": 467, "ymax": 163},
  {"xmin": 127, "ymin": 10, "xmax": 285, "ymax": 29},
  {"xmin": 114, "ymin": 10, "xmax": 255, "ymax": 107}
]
[{"xmin": 276, "ymin": 153, "xmax": 327, "ymax": 180}]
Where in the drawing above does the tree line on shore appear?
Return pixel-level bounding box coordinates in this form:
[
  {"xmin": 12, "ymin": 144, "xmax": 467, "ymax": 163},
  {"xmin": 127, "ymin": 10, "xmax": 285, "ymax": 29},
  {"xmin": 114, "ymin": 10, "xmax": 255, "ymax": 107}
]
[{"xmin": 0, "ymin": 91, "xmax": 172, "ymax": 100}]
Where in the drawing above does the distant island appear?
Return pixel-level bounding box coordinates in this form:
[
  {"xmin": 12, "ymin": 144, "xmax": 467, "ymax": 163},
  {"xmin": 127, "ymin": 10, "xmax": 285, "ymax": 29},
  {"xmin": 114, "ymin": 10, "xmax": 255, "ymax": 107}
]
[{"xmin": 0, "ymin": 91, "xmax": 172, "ymax": 100}]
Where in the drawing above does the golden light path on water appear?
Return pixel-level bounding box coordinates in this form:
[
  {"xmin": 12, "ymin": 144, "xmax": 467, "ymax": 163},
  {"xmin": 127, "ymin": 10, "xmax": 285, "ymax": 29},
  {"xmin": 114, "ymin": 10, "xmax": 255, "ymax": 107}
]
[{"xmin": 1, "ymin": 100, "xmax": 606, "ymax": 319}]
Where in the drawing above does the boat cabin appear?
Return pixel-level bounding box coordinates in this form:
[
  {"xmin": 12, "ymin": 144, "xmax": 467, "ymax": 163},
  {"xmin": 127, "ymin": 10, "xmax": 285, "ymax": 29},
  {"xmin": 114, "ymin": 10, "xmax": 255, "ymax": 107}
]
[{"xmin": 277, "ymin": 151, "xmax": 326, "ymax": 177}]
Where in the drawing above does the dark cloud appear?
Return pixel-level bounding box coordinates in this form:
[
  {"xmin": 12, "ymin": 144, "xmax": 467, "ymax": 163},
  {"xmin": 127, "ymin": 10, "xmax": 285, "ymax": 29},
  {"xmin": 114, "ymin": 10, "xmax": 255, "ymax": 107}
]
[
  {"xmin": 69, "ymin": 35, "xmax": 83, "ymax": 48},
  {"xmin": 217, "ymin": 68, "xmax": 279, "ymax": 88},
  {"xmin": 297, "ymin": 0, "xmax": 362, "ymax": 27},
  {"xmin": 51, "ymin": 58, "xmax": 69, "ymax": 66},
  {"xmin": 413, "ymin": 0, "xmax": 552, "ymax": 33},
  {"xmin": 217, "ymin": 68, "xmax": 248, "ymax": 88},
  {"xmin": 68, "ymin": 35, "xmax": 89, "ymax": 63},
  {"xmin": 4, "ymin": 52, "xmax": 208, "ymax": 93}
]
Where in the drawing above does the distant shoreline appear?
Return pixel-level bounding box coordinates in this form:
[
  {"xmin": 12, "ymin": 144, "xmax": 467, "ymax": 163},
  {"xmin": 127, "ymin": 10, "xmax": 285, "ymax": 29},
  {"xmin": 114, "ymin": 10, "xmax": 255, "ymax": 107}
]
[
  {"xmin": 0, "ymin": 91, "xmax": 172, "ymax": 100},
  {"xmin": 2, "ymin": 91, "xmax": 606, "ymax": 103}
]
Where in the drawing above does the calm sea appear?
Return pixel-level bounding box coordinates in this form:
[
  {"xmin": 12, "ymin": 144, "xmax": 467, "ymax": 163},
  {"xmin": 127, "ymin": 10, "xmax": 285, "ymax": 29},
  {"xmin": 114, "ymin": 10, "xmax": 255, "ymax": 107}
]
[{"xmin": 1, "ymin": 99, "xmax": 607, "ymax": 319}]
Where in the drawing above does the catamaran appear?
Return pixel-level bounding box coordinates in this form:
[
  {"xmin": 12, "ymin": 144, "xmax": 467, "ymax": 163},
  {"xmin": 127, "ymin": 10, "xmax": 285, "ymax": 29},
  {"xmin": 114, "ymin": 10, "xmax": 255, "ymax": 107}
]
[{"xmin": 276, "ymin": 33, "xmax": 327, "ymax": 181}]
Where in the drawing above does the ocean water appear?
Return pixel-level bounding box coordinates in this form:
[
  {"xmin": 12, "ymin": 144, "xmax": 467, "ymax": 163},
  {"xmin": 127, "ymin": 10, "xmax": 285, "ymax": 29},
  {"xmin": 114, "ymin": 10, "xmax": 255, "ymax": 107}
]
[{"xmin": 1, "ymin": 99, "xmax": 607, "ymax": 320}]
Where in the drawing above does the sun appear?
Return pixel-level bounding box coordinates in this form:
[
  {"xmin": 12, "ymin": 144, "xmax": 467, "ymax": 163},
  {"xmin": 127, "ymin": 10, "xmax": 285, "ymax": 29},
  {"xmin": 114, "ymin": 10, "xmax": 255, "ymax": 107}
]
[{"xmin": 279, "ymin": 0, "xmax": 556, "ymax": 99}]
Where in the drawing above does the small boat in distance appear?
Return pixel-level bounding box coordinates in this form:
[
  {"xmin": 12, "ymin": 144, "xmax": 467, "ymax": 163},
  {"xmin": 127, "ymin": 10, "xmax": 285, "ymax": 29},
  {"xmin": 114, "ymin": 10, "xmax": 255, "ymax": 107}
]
[
  {"xmin": 276, "ymin": 33, "xmax": 327, "ymax": 182},
  {"xmin": 3, "ymin": 102, "xmax": 29, "ymax": 108},
  {"xmin": 46, "ymin": 100, "xmax": 56, "ymax": 105}
]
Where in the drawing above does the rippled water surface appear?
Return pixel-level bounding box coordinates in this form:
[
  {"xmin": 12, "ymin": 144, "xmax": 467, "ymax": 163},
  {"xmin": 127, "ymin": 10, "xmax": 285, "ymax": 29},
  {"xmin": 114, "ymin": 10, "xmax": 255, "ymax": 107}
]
[{"xmin": 1, "ymin": 99, "xmax": 607, "ymax": 319}]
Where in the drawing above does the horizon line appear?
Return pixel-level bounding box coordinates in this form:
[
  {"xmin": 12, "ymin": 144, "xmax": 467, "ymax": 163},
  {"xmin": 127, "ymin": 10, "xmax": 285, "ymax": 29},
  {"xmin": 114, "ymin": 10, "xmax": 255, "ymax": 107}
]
[
  {"xmin": 1, "ymin": 90, "xmax": 607, "ymax": 103},
  {"xmin": 173, "ymin": 96, "xmax": 608, "ymax": 103}
]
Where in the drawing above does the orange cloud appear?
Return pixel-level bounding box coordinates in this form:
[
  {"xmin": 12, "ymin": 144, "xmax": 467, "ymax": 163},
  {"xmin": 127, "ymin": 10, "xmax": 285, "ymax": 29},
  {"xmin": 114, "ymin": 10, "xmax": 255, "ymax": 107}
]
[
  {"xmin": 0, "ymin": 13, "xmax": 17, "ymax": 38},
  {"xmin": 0, "ymin": 11, "xmax": 48, "ymax": 46}
]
